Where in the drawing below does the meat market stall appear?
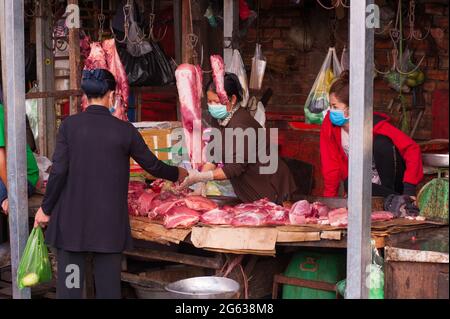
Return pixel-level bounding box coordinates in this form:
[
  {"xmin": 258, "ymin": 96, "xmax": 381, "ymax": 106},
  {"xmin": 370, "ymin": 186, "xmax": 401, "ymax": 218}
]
[
  {"xmin": 122, "ymin": 180, "xmax": 447, "ymax": 299},
  {"xmin": 1, "ymin": 0, "xmax": 449, "ymax": 300}
]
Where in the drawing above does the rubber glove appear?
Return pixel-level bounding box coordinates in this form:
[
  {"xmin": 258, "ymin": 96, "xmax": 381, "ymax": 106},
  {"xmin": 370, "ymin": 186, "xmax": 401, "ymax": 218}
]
[{"xmin": 178, "ymin": 170, "xmax": 214, "ymax": 191}]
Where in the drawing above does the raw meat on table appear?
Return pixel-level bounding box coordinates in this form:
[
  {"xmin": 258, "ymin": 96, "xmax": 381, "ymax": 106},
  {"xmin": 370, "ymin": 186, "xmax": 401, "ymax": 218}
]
[
  {"xmin": 149, "ymin": 196, "xmax": 184, "ymax": 219},
  {"xmin": 127, "ymin": 181, "xmax": 147, "ymax": 216},
  {"xmin": 311, "ymin": 202, "xmax": 330, "ymax": 218},
  {"xmin": 164, "ymin": 206, "xmax": 201, "ymax": 229},
  {"xmin": 200, "ymin": 208, "xmax": 234, "ymax": 225},
  {"xmin": 184, "ymin": 195, "xmax": 218, "ymax": 212},
  {"xmin": 371, "ymin": 211, "xmax": 394, "ymax": 222},
  {"xmin": 210, "ymin": 55, "xmax": 229, "ymax": 105},
  {"xmin": 289, "ymin": 200, "xmax": 312, "ymax": 225},
  {"xmin": 265, "ymin": 208, "xmax": 290, "ymax": 226},
  {"xmin": 128, "ymin": 181, "xmax": 146, "ymax": 192},
  {"xmin": 175, "ymin": 64, "xmax": 203, "ymax": 169},
  {"xmin": 136, "ymin": 190, "xmax": 158, "ymax": 216},
  {"xmin": 328, "ymin": 208, "xmax": 348, "ymax": 227},
  {"xmin": 231, "ymin": 211, "xmax": 268, "ymax": 227}
]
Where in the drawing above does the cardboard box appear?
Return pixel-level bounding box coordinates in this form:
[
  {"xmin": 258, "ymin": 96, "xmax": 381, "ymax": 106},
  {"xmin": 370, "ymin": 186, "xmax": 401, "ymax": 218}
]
[{"xmin": 130, "ymin": 122, "xmax": 183, "ymax": 178}]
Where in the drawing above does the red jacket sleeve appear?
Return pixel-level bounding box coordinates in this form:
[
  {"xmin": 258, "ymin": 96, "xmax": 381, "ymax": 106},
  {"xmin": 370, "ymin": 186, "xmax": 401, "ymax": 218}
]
[
  {"xmin": 320, "ymin": 116, "xmax": 342, "ymax": 197},
  {"xmin": 375, "ymin": 122, "xmax": 424, "ymax": 186}
]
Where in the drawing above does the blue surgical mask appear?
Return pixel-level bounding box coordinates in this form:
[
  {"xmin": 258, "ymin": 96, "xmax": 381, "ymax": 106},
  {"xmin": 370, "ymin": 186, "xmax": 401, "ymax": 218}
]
[
  {"xmin": 208, "ymin": 103, "xmax": 229, "ymax": 120},
  {"xmin": 329, "ymin": 109, "xmax": 349, "ymax": 126}
]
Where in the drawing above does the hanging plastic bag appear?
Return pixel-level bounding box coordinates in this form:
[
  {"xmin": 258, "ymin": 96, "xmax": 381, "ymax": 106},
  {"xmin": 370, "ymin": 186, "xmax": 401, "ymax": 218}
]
[
  {"xmin": 254, "ymin": 102, "xmax": 266, "ymax": 128},
  {"xmin": 336, "ymin": 240, "xmax": 385, "ymax": 299},
  {"xmin": 249, "ymin": 43, "xmax": 267, "ymax": 91},
  {"xmin": 17, "ymin": 227, "xmax": 52, "ymax": 289},
  {"xmin": 227, "ymin": 49, "xmax": 249, "ymax": 107},
  {"xmin": 341, "ymin": 46, "xmax": 349, "ymax": 71},
  {"xmin": 26, "ymin": 86, "xmax": 39, "ymax": 142},
  {"xmin": 126, "ymin": 1, "xmax": 153, "ymax": 57},
  {"xmin": 304, "ymin": 47, "xmax": 343, "ymax": 124},
  {"xmin": 117, "ymin": 40, "xmax": 175, "ymax": 87}
]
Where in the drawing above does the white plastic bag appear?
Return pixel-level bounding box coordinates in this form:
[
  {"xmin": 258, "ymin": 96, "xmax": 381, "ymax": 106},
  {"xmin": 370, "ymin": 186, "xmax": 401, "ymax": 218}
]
[
  {"xmin": 304, "ymin": 47, "xmax": 343, "ymax": 124},
  {"xmin": 254, "ymin": 102, "xmax": 266, "ymax": 128},
  {"xmin": 341, "ymin": 46, "xmax": 349, "ymax": 71},
  {"xmin": 249, "ymin": 43, "xmax": 267, "ymax": 91},
  {"xmin": 35, "ymin": 154, "xmax": 52, "ymax": 183},
  {"xmin": 26, "ymin": 87, "xmax": 39, "ymax": 142},
  {"xmin": 227, "ymin": 49, "xmax": 249, "ymax": 107}
]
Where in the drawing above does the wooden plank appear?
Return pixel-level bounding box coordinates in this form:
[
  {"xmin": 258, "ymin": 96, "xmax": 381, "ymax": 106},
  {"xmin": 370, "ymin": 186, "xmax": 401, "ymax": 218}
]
[
  {"xmin": 385, "ymin": 246, "xmax": 449, "ymax": 264},
  {"xmin": 129, "ymin": 218, "xmax": 191, "ymax": 244},
  {"xmin": 204, "ymin": 248, "xmax": 276, "ymax": 257},
  {"xmin": 320, "ymin": 231, "xmax": 342, "ymax": 241},
  {"xmin": 191, "ymin": 227, "xmax": 278, "ymax": 252},
  {"xmin": 124, "ymin": 248, "xmax": 223, "ymax": 270},
  {"xmin": 277, "ymin": 231, "xmax": 321, "ymax": 243},
  {"xmin": 26, "ymin": 90, "xmax": 83, "ymax": 100},
  {"xmin": 385, "ymin": 261, "xmax": 448, "ymax": 299}
]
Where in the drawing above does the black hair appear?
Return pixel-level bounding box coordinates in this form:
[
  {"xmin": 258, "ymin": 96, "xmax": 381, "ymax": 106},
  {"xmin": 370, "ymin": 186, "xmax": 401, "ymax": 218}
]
[
  {"xmin": 206, "ymin": 72, "xmax": 243, "ymax": 103},
  {"xmin": 81, "ymin": 68, "xmax": 117, "ymax": 99}
]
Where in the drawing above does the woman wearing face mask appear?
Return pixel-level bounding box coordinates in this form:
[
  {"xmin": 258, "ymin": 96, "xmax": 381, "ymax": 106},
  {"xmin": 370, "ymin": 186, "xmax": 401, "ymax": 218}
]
[
  {"xmin": 180, "ymin": 73, "xmax": 296, "ymax": 204},
  {"xmin": 320, "ymin": 71, "xmax": 424, "ymax": 202}
]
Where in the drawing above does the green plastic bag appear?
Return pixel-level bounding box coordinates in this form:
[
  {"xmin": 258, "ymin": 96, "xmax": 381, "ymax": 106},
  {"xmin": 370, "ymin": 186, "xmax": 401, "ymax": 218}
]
[
  {"xmin": 17, "ymin": 227, "xmax": 52, "ymax": 289},
  {"xmin": 336, "ymin": 240, "xmax": 384, "ymax": 299}
]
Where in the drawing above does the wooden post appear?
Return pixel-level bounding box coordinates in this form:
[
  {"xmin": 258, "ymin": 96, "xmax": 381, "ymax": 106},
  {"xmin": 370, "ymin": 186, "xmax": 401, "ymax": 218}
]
[
  {"xmin": 36, "ymin": 3, "xmax": 56, "ymax": 156},
  {"xmin": 181, "ymin": 0, "xmax": 194, "ymax": 64},
  {"xmin": 68, "ymin": 0, "xmax": 81, "ymax": 115}
]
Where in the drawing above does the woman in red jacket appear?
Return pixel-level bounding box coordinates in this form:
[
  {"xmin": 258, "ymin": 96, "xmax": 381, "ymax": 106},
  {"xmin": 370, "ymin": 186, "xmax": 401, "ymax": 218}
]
[{"xmin": 320, "ymin": 71, "xmax": 423, "ymax": 200}]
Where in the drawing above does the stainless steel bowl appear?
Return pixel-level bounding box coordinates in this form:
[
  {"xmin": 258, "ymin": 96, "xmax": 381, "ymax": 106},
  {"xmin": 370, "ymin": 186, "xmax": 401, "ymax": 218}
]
[
  {"xmin": 165, "ymin": 276, "xmax": 240, "ymax": 299},
  {"xmin": 422, "ymin": 153, "xmax": 449, "ymax": 168}
]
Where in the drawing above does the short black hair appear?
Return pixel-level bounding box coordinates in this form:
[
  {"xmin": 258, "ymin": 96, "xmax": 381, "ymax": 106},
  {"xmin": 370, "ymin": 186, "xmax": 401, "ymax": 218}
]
[
  {"xmin": 81, "ymin": 69, "xmax": 117, "ymax": 99},
  {"xmin": 206, "ymin": 72, "xmax": 243, "ymax": 103}
]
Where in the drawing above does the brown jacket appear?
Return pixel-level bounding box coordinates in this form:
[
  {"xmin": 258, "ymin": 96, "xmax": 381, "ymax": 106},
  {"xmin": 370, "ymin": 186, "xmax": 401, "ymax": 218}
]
[{"xmin": 212, "ymin": 108, "xmax": 296, "ymax": 204}]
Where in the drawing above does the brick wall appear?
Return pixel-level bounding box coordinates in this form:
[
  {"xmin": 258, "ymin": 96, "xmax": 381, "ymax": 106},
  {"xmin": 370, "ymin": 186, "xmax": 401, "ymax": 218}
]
[{"xmin": 239, "ymin": 0, "xmax": 449, "ymax": 140}]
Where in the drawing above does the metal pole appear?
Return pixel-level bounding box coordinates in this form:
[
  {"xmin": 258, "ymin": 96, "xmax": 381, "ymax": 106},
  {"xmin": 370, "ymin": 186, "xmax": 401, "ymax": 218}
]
[
  {"xmin": 0, "ymin": 0, "xmax": 31, "ymax": 299},
  {"xmin": 223, "ymin": 0, "xmax": 238, "ymax": 67},
  {"xmin": 346, "ymin": 0, "xmax": 374, "ymax": 299}
]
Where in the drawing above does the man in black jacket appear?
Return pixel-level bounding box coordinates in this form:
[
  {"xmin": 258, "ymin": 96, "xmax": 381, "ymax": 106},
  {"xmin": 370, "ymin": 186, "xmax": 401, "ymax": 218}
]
[{"xmin": 34, "ymin": 69, "xmax": 187, "ymax": 299}]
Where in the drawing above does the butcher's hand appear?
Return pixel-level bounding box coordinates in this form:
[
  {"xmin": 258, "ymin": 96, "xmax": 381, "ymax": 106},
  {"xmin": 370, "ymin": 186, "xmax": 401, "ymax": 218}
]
[
  {"xmin": 177, "ymin": 167, "xmax": 189, "ymax": 183},
  {"xmin": 34, "ymin": 208, "xmax": 50, "ymax": 229},
  {"xmin": 178, "ymin": 170, "xmax": 214, "ymax": 191}
]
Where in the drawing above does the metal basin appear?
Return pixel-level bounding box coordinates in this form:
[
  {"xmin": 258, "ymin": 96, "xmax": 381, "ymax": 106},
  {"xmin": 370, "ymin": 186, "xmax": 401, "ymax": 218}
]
[
  {"xmin": 165, "ymin": 276, "xmax": 240, "ymax": 299},
  {"xmin": 422, "ymin": 153, "xmax": 449, "ymax": 168}
]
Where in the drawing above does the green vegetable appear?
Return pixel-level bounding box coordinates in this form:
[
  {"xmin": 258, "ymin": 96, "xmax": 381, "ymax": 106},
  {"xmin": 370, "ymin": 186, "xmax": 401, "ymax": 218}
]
[
  {"xmin": 21, "ymin": 273, "xmax": 40, "ymax": 287},
  {"xmin": 407, "ymin": 70, "xmax": 420, "ymax": 79},
  {"xmin": 416, "ymin": 71, "xmax": 425, "ymax": 84},
  {"xmin": 406, "ymin": 78, "xmax": 418, "ymax": 88}
]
